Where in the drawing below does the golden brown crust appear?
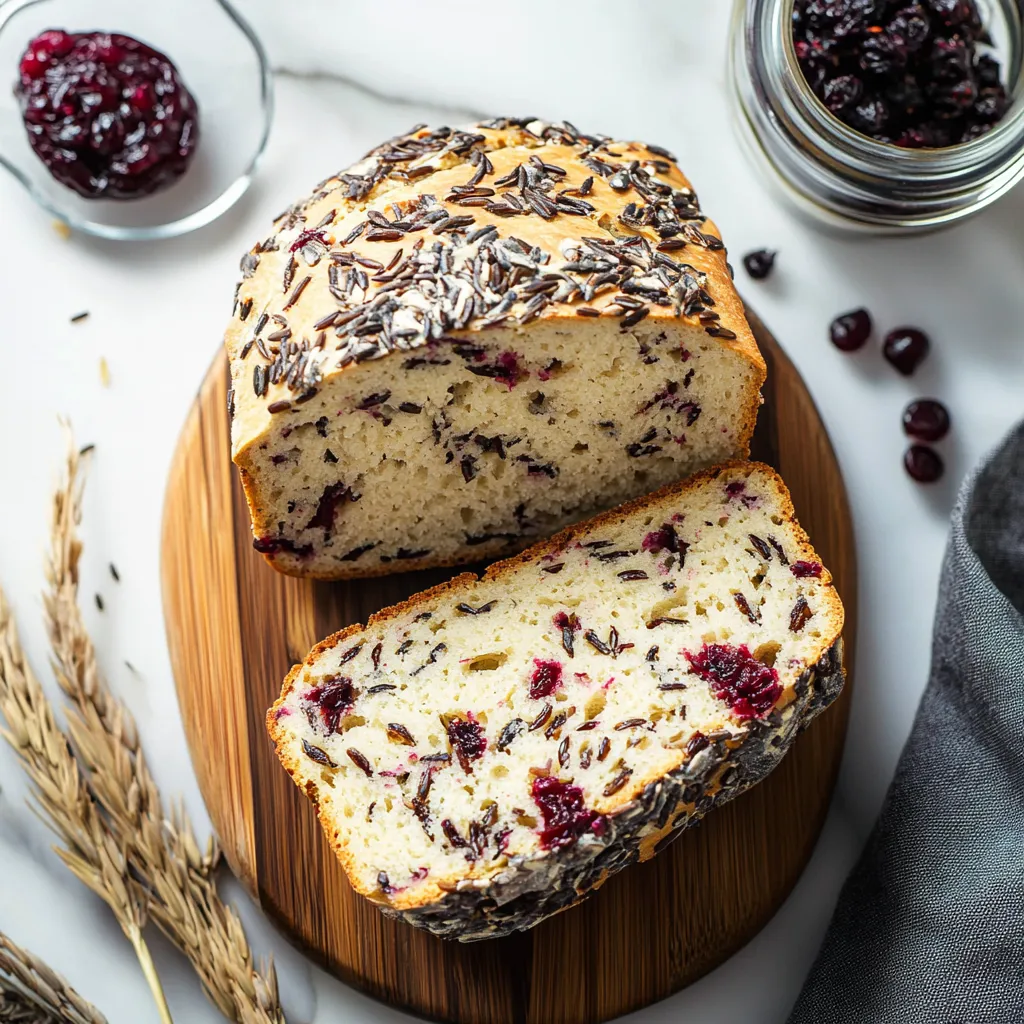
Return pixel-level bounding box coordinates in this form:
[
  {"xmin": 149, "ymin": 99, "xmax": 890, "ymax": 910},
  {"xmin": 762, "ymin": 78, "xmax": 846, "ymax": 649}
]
[
  {"xmin": 266, "ymin": 461, "xmax": 844, "ymax": 916},
  {"xmin": 227, "ymin": 120, "xmax": 766, "ymax": 576}
]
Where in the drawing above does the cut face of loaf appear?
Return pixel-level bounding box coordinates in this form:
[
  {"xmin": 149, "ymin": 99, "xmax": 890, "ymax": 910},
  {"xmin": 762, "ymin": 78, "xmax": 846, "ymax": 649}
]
[
  {"xmin": 226, "ymin": 118, "xmax": 766, "ymax": 579},
  {"xmin": 239, "ymin": 318, "xmax": 758, "ymax": 577},
  {"xmin": 267, "ymin": 463, "xmax": 845, "ymax": 941}
]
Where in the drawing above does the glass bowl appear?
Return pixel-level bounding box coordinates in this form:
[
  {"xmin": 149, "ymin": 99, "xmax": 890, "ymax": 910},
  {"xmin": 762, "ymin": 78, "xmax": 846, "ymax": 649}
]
[{"xmin": 0, "ymin": 0, "xmax": 273, "ymax": 240}]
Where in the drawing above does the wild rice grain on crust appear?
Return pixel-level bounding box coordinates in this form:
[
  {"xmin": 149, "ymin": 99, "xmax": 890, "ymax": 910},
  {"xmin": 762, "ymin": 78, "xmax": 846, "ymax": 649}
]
[{"xmin": 225, "ymin": 118, "xmax": 766, "ymax": 580}]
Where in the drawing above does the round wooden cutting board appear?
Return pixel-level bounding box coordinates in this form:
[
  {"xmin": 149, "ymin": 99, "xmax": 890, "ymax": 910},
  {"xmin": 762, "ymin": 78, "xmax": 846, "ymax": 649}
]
[{"xmin": 161, "ymin": 309, "xmax": 856, "ymax": 1024}]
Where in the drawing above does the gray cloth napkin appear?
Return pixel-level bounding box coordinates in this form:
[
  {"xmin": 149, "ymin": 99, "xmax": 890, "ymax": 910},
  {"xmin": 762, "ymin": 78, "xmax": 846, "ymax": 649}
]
[{"xmin": 789, "ymin": 420, "xmax": 1024, "ymax": 1024}]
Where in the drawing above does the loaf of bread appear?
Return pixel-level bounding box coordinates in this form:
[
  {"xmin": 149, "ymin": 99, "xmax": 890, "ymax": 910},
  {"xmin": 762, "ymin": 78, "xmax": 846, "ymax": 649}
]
[
  {"xmin": 267, "ymin": 462, "xmax": 844, "ymax": 941},
  {"xmin": 225, "ymin": 118, "xmax": 766, "ymax": 579}
]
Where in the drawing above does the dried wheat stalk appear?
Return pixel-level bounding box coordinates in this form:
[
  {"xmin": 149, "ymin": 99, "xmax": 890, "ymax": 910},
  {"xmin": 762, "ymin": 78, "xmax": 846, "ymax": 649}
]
[
  {"xmin": 44, "ymin": 439, "xmax": 285, "ymax": 1024},
  {"xmin": 0, "ymin": 931, "xmax": 107, "ymax": 1024},
  {"xmin": 0, "ymin": 594, "xmax": 170, "ymax": 1023},
  {"xmin": 0, "ymin": 995, "xmax": 46, "ymax": 1024}
]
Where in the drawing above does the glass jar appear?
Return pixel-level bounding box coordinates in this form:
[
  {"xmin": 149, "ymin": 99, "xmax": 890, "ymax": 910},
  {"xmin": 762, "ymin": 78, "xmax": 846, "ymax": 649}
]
[{"xmin": 729, "ymin": 0, "xmax": 1024, "ymax": 233}]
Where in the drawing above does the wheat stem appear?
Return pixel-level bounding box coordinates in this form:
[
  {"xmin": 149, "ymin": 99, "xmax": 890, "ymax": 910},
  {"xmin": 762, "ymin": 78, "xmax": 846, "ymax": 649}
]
[
  {"xmin": 44, "ymin": 433, "xmax": 285, "ymax": 1024},
  {"xmin": 0, "ymin": 592, "xmax": 168, "ymax": 1021},
  {"xmin": 128, "ymin": 924, "xmax": 174, "ymax": 1024},
  {"xmin": 0, "ymin": 428, "xmax": 287, "ymax": 1023}
]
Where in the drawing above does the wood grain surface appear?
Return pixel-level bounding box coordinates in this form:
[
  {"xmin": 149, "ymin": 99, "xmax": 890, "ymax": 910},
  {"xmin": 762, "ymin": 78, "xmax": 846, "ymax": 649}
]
[{"xmin": 161, "ymin": 309, "xmax": 856, "ymax": 1024}]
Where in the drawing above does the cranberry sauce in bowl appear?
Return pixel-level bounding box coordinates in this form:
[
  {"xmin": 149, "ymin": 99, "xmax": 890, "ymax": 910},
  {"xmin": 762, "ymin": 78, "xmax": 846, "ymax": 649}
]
[
  {"xmin": 16, "ymin": 30, "xmax": 199, "ymax": 199},
  {"xmin": 0, "ymin": 0, "xmax": 272, "ymax": 240},
  {"xmin": 730, "ymin": 0, "xmax": 1024, "ymax": 232}
]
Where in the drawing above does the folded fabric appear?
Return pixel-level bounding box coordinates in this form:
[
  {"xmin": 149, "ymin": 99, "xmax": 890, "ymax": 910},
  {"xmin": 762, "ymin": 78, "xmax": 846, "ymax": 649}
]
[{"xmin": 789, "ymin": 420, "xmax": 1024, "ymax": 1024}]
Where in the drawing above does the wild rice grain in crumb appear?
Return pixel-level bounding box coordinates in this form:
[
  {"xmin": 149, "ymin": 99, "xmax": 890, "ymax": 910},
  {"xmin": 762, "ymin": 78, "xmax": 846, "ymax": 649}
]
[{"xmin": 267, "ymin": 462, "xmax": 844, "ymax": 941}]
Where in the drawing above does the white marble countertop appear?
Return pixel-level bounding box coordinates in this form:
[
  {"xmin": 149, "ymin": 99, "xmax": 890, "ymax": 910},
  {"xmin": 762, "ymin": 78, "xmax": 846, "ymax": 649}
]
[{"xmin": 0, "ymin": 2, "xmax": 1022, "ymax": 1021}]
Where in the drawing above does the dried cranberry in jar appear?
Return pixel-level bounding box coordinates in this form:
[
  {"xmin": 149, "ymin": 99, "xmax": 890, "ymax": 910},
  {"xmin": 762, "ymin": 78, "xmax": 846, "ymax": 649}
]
[
  {"xmin": 823, "ymin": 74, "xmax": 863, "ymax": 114},
  {"xmin": 15, "ymin": 30, "xmax": 199, "ymax": 199},
  {"xmin": 792, "ymin": 0, "xmax": 1010, "ymax": 147}
]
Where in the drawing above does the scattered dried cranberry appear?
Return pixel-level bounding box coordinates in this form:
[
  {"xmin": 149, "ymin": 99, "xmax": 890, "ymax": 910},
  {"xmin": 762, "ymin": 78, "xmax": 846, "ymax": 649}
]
[
  {"xmin": 792, "ymin": 0, "xmax": 1009, "ymax": 147},
  {"xmin": 902, "ymin": 398, "xmax": 950, "ymax": 441},
  {"xmin": 553, "ymin": 611, "xmax": 581, "ymax": 632},
  {"xmin": 642, "ymin": 523, "xmax": 680, "ymax": 554},
  {"xmin": 884, "ymin": 327, "xmax": 930, "ymax": 375},
  {"xmin": 15, "ymin": 30, "xmax": 199, "ymax": 199},
  {"xmin": 531, "ymin": 775, "xmax": 607, "ymax": 850},
  {"xmin": 829, "ymin": 308, "xmax": 873, "ymax": 351},
  {"xmin": 491, "ymin": 351, "xmax": 526, "ymax": 389},
  {"xmin": 446, "ymin": 717, "xmax": 486, "ymax": 772},
  {"xmin": 685, "ymin": 643, "xmax": 782, "ymax": 720},
  {"xmin": 290, "ymin": 229, "xmax": 329, "ymax": 252},
  {"xmin": 904, "ymin": 444, "xmax": 944, "ymax": 482},
  {"xmin": 306, "ymin": 482, "xmax": 357, "ymax": 532},
  {"xmin": 791, "ymin": 560, "xmax": 823, "ymax": 578},
  {"xmin": 305, "ymin": 677, "xmax": 356, "ymax": 735},
  {"xmin": 529, "ymin": 660, "xmax": 563, "ymax": 700},
  {"xmin": 742, "ymin": 249, "xmax": 777, "ymax": 280},
  {"xmin": 253, "ymin": 536, "xmax": 312, "ymax": 558}
]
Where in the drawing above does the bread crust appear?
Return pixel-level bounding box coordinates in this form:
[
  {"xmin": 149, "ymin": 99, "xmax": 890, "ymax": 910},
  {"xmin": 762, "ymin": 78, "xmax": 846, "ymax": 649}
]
[
  {"xmin": 266, "ymin": 461, "xmax": 845, "ymax": 940},
  {"xmin": 226, "ymin": 119, "xmax": 767, "ymax": 579}
]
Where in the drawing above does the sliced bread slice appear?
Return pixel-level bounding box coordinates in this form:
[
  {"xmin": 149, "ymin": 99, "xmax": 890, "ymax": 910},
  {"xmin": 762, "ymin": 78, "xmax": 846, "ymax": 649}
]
[{"xmin": 267, "ymin": 462, "xmax": 845, "ymax": 941}]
